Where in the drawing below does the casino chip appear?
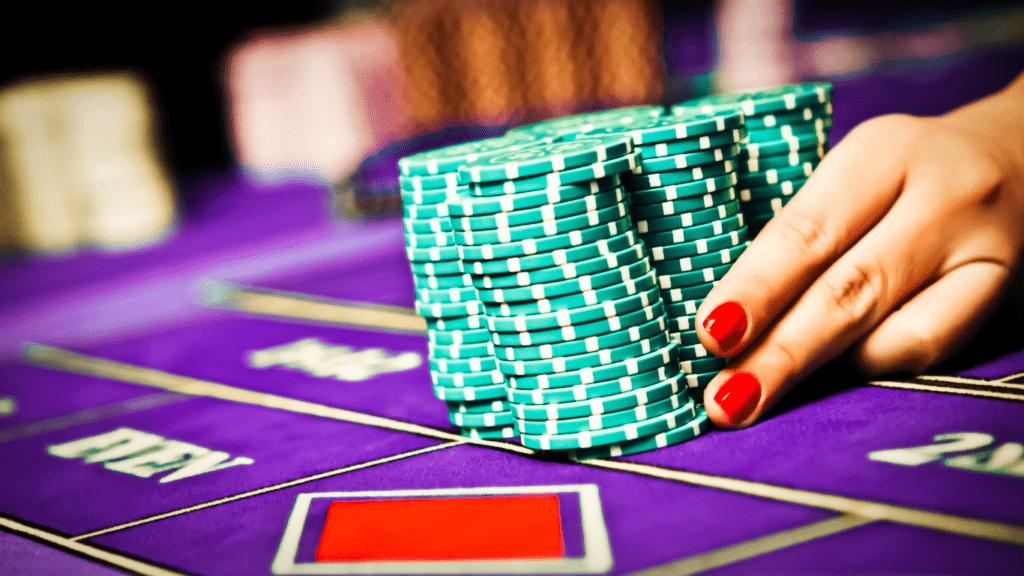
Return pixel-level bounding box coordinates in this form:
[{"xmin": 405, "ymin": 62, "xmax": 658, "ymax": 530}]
[
  {"xmin": 672, "ymin": 83, "xmax": 834, "ymax": 236},
  {"xmin": 402, "ymin": 108, "xmax": 712, "ymax": 455}
]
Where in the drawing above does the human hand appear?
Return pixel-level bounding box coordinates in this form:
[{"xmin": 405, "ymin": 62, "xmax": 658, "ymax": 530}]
[{"xmin": 696, "ymin": 75, "xmax": 1024, "ymax": 428}]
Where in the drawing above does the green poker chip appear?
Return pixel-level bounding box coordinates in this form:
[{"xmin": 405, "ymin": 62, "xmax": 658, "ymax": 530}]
[
  {"xmin": 476, "ymin": 258, "xmax": 651, "ymax": 304},
  {"xmin": 741, "ymin": 148, "xmax": 824, "ymax": 173},
  {"xmin": 630, "ymin": 188, "xmax": 736, "ymax": 218},
  {"xmin": 660, "ymin": 279, "xmax": 716, "ymax": 304},
  {"xmin": 744, "ymin": 102, "xmax": 832, "ymax": 130},
  {"xmin": 569, "ymin": 405, "xmax": 709, "ymax": 459},
  {"xmin": 416, "ymin": 285, "xmax": 477, "ymax": 304},
  {"xmin": 648, "ymin": 228, "xmax": 750, "ymax": 261},
  {"xmin": 635, "ymin": 128, "xmax": 747, "ymax": 159},
  {"xmin": 738, "ymin": 178, "xmax": 808, "ymax": 202},
  {"xmin": 508, "ymin": 106, "xmax": 664, "ymax": 139},
  {"xmin": 428, "ymin": 327, "xmax": 491, "ymax": 345},
  {"xmin": 453, "ymin": 202, "xmax": 628, "ymax": 246},
  {"xmin": 484, "ymin": 270, "xmax": 656, "ymax": 318},
  {"xmin": 517, "ymin": 388, "xmax": 690, "ymax": 435},
  {"xmin": 472, "ymin": 243, "xmax": 644, "ymax": 290},
  {"xmin": 404, "ymin": 216, "xmax": 453, "ymax": 235},
  {"xmin": 400, "ymin": 171, "xmax": 462, "ymax": 193},
  {"xmin": 449, "ymin": 409, "xmax": 515, "ymax": 428},
  {"xmin": 452, "ymin": 187, "xmax": 625, "ymax": 231},
  {"xmin": 431, "ymin": 368, "xmax": 505, "ymax": 388},
  {"xmin": 413, "ymin": 272, "xmax": 474, "ymax": 290},
  {"xmin": 740, "ymin": 132, "xmax": 825, "ymax": 158},
  {"xmin": 491, "ymin": 301, "xmax": 665, "ymax": 346},
  {"xmin": 625, "ymin": 159, "xmax": 736, "ymax": 190},
  {"xmin": 429, "ymin": 340, "xmax": 495, "ymax": 360},
  {"xmin": 511, "ymin": 371, "xmax": 687, "ymax": 420},
  {"xmin": 458, "ymin": 216, "xmax": 632, "ymax": 261},
  {"xmin": 415, "ymin": 299, "xmax": 484, "ymax": 319},
  {"xmin": 639, "ymin": 214, "xmax": 746, "ymax": 247},
  {"xmin": 464, "ymin": 230, "xmax": 637, "ymax": 275},
  {"xmin": 499, "ymin": 333, "xmax": 669, "ymax": 377},
  {"xmin": 430, "ymin": 355, "xmax": 498, "ymax": 375},
  {"xmin": 632, "ymin": 144, "xmax": 742, "ymax": 175},
  {"xmin": 672, "ymin": 83, "xmax": 832, "ymax": 116},
  {"xmin": 493, "ymin": 315, "xmax": 667, "ymax": 362},
  {"xmin": 458, "ymin": 134, "xmax": 634, "ymax": 183},
  {"xmin": 487, "ymin": 286, "xmax": 660, "ymax": 334},
  {"xmin": 737, "ymin": 163, "xmax": 816, "ymax": 188},
  {"xmin": 426, "ymin": 314, "xmax": 487, "ymax": 331},
  {"xmin": 743, "ymin": 194, "xmax": 794, "ymax": 215},
  {"xmin": 507, "ymin": 342, "xmax": 678, "ymax": 390},
  {"xmin": 405, "ymin": 231, "xmax": 455, "ymax": 249},
  {"xmin": 448, "ymin": 398, "xmax": 511, "ymax": 414},
  {"xmin": 663, "ymin": 299, "xmax": 704, "ymax": 318},
  {"xmin": 404, "ymin": 201, "xmax": 450, "ymax": 220},
  {"xmin": 637, "ymin": 200, "xmax": 741, "ymax": 234},
  {"xmin": 470, "ymin": 152, "xmax": 640, "ymax": 196},
  {"xmin": 668, "ymin": 314, "xmax": 696, "ymax": 333},
  {"xmin": 658, "ymin": 261, "xmax": 733, "ymax": 289},
  {"xmin": 520, "ymin": 398, "xmax": 697, "ymax": 450},
  {"xmin": 630, "ymin": 173, "xmax": 738, "ymax": 203},
  {"xmin": 506, "ymin": 363, "xmax": 679, "ymax": 405},
  {"xmin": 745, "ymin": 118, "xmax": 832, "ymax": 143},
  {"xmin": 401, "ymin": 187, "xmax": 465, "ymax": 207},
  {"xmin": 410, "ymin": 259, "xmax": 462, "ymax": 276},
  {"xmin": 652, "ymin": 242, "xmax": 748, "ymax": 276},
  {"xmin": 406, "ymin": 245, "xmax": 460, "ymax": 263},
  {"xmin": 451, "ymin": 175, "xmax": 621, "ymax": 217},
  {"xmin": 433, "ymin": 382, "xmax": 507, "ymax": 402},
  {"xmin": 676, "ymin": 341, "xmax": 712, "ymax": 361},
  {"xmin": 459, "ymin": 424, "xmax": 518, "ymax": 440},
  {"xmin": 583, "ymin": 110, "xmax": 745, "ymax": 144},
  {"xmin": 680, "ymin": 356, "xmax": 727, "ymax": 374},
  {"xmin": 670, "ymin": 330, "xmax": 701, "ymax": 346},
  {"xmin": 399, "ymin": 134, "xmax": 536, "ymax": 177}
]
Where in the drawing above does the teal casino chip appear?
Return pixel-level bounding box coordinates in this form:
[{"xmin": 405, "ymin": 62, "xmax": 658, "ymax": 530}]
[
  {"xmin": 639, "ymin": 213, "xmax": 746, "ymax": 247},
  {"xmin": 497, "ymin": 332, "xmax": 670, "ymax": 377},
  {"xmin": 469, "ymin": 152, "xmax": 640, "ymax": 196},
  {"xmin": 493, "ymin": 314, "xmax": 668, "ymax": 362},
  {"xmin": 629, "ymin": 173, "xmax": 738, "ymax": 203},
  {"xmin": 671, "ymin": 83, "xmax": 832, "ymax": 116},
  {"xmin": 486, "ymin": 286, "xmax": 661, "ymax": 333},
  {"xmin": 506, "ymin": 342, "xmax": 678, "ymax": 390},
  {"xmin": 624, "ymin": 159, "xmax": 736, "ymax": 190},
  {"xmin": 511, "ymin": 372, "xmax": 687, "ymax": 420},
  {"xmin": 451, "ymin": 187, "xmax": 625, "ymax": 231},
  {"xmin": 457, "ymin": 216, "xmax": 632, "ymax": 261},
  {"xmin": 519, "ymin": 398, "xmax": 697, "ymax": 450},
  {"xmin": 658, "ymin": 262, "xmax": 734, "ymax": 289},
  {"xmin": 471, "ymin": 243, "xmax": 644, "ymax": 290},
  {"xmin": 505, "ymin": 363, "xmax": 679, "ymax": 405},
  {"xmin": 457, "ymin": 134, "xmax": 634, "ymax": 183},
  {"xmin": 583, "ymin": 110, "xmax": 745, "ymax": 144},
  {"xmin": 741, "ymin": 148, "xmax": 824, "ymax": 172},
  {"xmin": 651, "ymin": 242, "xmax": 747, "ymax": 276},
  {"xmin": 648, "ymin": 228, "xmax": 750, "ymax": 261},
  {"xmin": 416, "ymin": 285, "xmax": 477, "ymax": 304},
  {"xmin": 670, "ymin": 330, "xmax": 701, "ymax": 346},
  {"xmin": 630, "ymin": 188, "xmax": 736, "ymax": 218},
  {"xmin": 449, "ymin": 409, "xmax": 515, "ymax": 428},
  {"xmin": 632, "ymin": 143, "xmax": 742, "ymax": 174},
  {"xmin": 483, "ymin": 270, "xmax": 657, "ymax": 318},
  {"xmin": 450, "ymin": 175, "xmax": 621, "ymax": 217},
  {"xmin": 476, "ymin": 258, "xmax": 652, "ymax": 304},
  {"xmin": 432, "ymin": 382, "xmax": 507, "ymax": 402},
  {"xmin": 659, "ymin": 280, "xmax": 716, "ymax": 304},
  {"xmin": 413, "ymin": 272, "xmax": 474, "ymax": 291},
  {"xmin": 737, "ymin": 163, "xmax": 816, "ymax": 188},
  {"xmin": 516, "ymin": 389, "xmax": 691, "ymax": 435},
  {"xmin": 739, "ymin": 178, "xmax": 808, "ymax": 202},
  {"xmin": 568, "ymin": 405, "xmax": 709, "ymax": 459},
  {"xmin": 459, "ymin": 424, "xmax": 518, "ymax": 440},
  {"xmin": 740, "ymin": 132, "xmax": 825, "ymax": 158},
  {"xmin": 634, "ymin": 127, "xmax": 747, "ymax": 159},
  {"xmin": 429, "ymin": 355, "xmax": 499, "ymax": 375},
  {"xmin": 744, "ymin": 102, "xmax": 833, "ymax": 129},
  {"xmin": 745, "ymin": 118, "xmax": 832, "ymax": 143},
  {"xmin": 448, "ymin": 398, "xmax": 511, "ymax": 415},
  {"xmin": 507, "ymin": 105, "xmax": 664, "ymax": 139},
  {"xmin": 429, "ymin": 340, "xmax": 495, "ymax": 360},
  {"xmin": 636, "ymin": 200, "xmax": 741, "ymax": 234},
  {"xmin": 427, "ymin": 327, "xmax": 492, "ymax": 346},
  {"xmin": 426, "ymin": 314, "xmax": 487, "ymax": 331},
  {"xmin": 463, "ymin": 229, "xmax": 637, "ymax": 275},
  {"xmin": 490, "ymin": 301, "xmax": 665, "ymax": 347}
]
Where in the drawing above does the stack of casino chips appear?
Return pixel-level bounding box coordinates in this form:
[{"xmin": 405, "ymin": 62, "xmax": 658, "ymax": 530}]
[
  {"xmin": 579, "ymin": 110, "xmax": 751, "ymax": 393},
  {"xmin": 399, "ymin": 135, "xmax": 536, "ymax": 441},
  {"xmin": 450, "ymin": 121, "xmax": 710, "ymax": 458},
  {"xmin": 672, "ymin": 83, "xmax": 833, "ymax": 235}
]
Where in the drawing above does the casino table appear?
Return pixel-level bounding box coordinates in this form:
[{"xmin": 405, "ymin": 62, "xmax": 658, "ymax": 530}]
[{"xmin": 1, "ymin": 173, "xmax": 1023, "ymax": 576}]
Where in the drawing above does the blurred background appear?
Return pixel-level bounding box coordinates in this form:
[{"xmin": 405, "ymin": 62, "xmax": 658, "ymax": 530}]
[{"xmin": 0, "ymin": 0, "xmax": 1022, "ymax": 353}]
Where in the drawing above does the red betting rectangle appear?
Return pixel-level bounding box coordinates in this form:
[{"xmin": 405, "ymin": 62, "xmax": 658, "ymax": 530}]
[{"xmin": 315, "ymin": 495, "xmax": 565, "ymax": 562}]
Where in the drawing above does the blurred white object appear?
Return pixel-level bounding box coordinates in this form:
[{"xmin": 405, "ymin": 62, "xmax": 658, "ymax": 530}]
[
  {"xmin": 225, "ymin": 18, "xmax": 407, "ymax": 183},
  {"xmin": 0, "ymin": 73, "xmax": 176, "ymax": 253},
  {"xmin": 715, "ymin": 0, "xmax": 797, "ymax": 92}
]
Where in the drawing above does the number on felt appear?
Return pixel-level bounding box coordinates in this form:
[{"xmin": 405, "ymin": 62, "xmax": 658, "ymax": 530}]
[{"xmin": 867, "ymin": 432, "xmax": 994, "ymax": 466}]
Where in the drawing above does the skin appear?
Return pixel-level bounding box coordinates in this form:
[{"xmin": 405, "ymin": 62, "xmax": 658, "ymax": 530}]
[{"xmin": 698, "ymin": 71, "xmax": 1024, "ymax": 428}]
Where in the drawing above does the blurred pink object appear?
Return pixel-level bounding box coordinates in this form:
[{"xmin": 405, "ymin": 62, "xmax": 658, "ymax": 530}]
[
  {"xmin": 225, "ymin": 18, "xmax": 408, "ymax": 183},
  {"xmin": 715, "ymin": 0, "xmax": 797, "ymax": 92}
]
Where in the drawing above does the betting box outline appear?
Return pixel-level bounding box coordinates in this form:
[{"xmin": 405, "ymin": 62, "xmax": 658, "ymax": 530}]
[{"xmin": 271, "ymin": 484, "xmax": 612, "ymax": 575}]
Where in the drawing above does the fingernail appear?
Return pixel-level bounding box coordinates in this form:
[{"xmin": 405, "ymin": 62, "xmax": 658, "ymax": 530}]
[
  {"xmin": 703, "ymin": 301, "xmax": 747, "ymax": 352},
  {"xmin": 713, "ymin": 372, "xmax": 761, "ymax": 425}
]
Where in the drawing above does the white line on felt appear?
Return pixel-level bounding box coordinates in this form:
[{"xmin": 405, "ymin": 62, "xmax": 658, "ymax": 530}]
[
  {"xmin": 631, "ymin": 514, "xmax": 874, "ymax": 576},
  {"xmin": 582, "ymin": 459, "xmax": 1024, "ymax": 546},
  {"xmin": 71, "ymin": 441, "xmax": 463, "ymax": 541},
  {"xmin": 997, "ymin": 371, "xmax": 1024, "ymax": 383},
  {"xmin": 0, "ymin": 393, "xmax": 187, "ymax": 444},
  {"xmin": 24, "ymin": 345, "xmax": 534, "ymax": 456},
  {"xmin": 29, "ymin": 346, "xmax": 1024, "ymax": 547},
  {"xmin": 916, "ymin": 374, "xmax": 1024, "ymax": 390},
  {"xmin": 869, "ymin": 379, "xmax": 1024, "ymax": 402},
  {"xmin": 201, "ymin": 281, "xmax": 428, "ymax": 334},
  {"xmin": 0, "ymin": 516, "xmax": 187, "ymax": 576}
]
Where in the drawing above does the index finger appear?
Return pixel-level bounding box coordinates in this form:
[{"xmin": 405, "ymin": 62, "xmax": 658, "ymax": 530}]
[{"xmin": 694, "ymin": 115, "xmax": 917, "ymax": 356}]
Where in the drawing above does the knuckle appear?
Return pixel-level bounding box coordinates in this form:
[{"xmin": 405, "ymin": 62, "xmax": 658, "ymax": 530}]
[
  {"xmin": 820, "ymin": 261, "xmax": 884, "ymax": 327},
  {"xmin": 771, "ymin": 210, "xmax": 833, "ymax": 264}
]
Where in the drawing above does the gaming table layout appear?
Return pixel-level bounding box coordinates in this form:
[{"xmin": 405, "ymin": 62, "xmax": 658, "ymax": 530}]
[{"xmin": 2, "ymin": 214, "xmax": 1024, "ymax": 576}]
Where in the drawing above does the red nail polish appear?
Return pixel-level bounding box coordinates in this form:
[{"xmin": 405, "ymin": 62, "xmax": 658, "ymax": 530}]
[
  {"xmin": 713, "ymin": 372, "xmax": 761, "ymax": 425},
  {"xmin": 703, "ymin": 301, "xmax": 748, "ymax": 352}
]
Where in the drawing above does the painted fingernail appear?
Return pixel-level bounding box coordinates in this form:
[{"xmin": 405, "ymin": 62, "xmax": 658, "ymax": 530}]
[
  {"xmin": 713, "ymin": 372, "xmax": 761, "ymax": 425},
  {"xmin": 703, "ymin": 301, "xmax": 747, "ymax": 352}
]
